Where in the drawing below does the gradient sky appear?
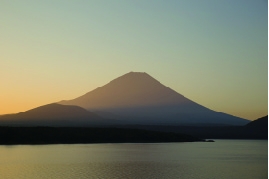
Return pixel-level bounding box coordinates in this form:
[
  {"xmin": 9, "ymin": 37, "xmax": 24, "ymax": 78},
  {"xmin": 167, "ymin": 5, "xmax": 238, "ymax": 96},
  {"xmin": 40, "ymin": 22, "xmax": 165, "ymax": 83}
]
[{"xmin": 1, "ymin": 0, "xmax": 267, "ymax": 120}]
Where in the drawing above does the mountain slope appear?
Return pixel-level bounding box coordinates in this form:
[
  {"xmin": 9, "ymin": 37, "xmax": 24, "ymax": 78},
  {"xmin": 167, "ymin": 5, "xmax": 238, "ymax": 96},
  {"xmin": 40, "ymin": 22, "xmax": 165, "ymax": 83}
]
[
  {"xmin": 0, "ymin": 103, "xmax": 115, "ymax": 127},
  {"xmin": 61, "ymin": 72, "xmax": 195, "ymax": 109},
  {"xmin": 245, "ymin": 115, "xmax": 268, "ymax": 129},
  {"xmin": 59, "ymin": 72, "xmax": 249, "ymax": 126}
]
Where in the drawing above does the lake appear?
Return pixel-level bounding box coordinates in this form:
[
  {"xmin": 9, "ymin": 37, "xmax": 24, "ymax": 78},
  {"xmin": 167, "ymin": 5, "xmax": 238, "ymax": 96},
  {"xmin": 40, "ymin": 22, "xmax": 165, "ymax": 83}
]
[{"xmin": 0, "ymin": 140, "xmax": 267, "ymax": 179}]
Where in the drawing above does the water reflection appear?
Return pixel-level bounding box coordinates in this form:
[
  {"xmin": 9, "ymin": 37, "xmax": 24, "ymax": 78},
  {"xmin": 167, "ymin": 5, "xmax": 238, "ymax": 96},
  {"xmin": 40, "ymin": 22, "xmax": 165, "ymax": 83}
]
[{"xmin": 0, "ymin": 140, "xmax": 267, "ymax": 179}]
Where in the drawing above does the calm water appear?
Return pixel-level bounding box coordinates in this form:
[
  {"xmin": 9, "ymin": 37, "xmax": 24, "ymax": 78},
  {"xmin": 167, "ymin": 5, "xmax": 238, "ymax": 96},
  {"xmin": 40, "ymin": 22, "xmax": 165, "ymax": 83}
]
[{"xmin": 0, "ymin": 140, "xmax": 267, "ymax": 179}]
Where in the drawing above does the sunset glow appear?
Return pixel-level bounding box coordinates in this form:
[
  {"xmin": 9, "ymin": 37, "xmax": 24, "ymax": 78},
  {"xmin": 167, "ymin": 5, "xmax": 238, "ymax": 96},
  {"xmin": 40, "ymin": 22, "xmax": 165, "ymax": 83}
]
[{"xmin": 1, "ymin": 0, "xmax": 267, "ymax": 120}]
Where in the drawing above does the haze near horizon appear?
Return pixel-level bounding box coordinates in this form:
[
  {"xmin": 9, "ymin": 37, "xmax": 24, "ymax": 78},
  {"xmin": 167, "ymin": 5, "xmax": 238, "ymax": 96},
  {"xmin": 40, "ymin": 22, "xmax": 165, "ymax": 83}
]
[{"xmin": 1, "ymin": 0, "xmax": 267, "ymax": 120}]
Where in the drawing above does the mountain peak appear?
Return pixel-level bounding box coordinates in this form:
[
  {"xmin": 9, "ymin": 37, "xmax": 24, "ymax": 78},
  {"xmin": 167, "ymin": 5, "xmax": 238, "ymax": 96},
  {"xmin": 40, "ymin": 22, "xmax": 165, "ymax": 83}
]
[
  {"xmin": 60, "ymin": 71, "xmax": 180, "ymax": 109},
  {"xmin": 116, "ymin": 71, "xmax": 156, "ymax": 80},
  {"xmin": 107, "ymin": 71, "xmax": 161, "ymax": 88},
  {"xmin": 126, "ymin": 71, "xmax": 148, "ymax": 75}
]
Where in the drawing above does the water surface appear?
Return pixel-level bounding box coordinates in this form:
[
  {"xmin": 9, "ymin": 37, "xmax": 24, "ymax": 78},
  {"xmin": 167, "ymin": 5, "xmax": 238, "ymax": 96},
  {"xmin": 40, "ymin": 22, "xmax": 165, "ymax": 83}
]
[{"xmin": 0, "ymin": 140, "xmax": 267, "ymax": 179}]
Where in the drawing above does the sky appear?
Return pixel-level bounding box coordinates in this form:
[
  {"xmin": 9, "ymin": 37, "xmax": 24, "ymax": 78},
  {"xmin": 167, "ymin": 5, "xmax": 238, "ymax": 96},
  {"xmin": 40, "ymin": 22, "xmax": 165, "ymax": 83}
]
[{"xmin": 1, "ymin": 0, "xmax": 267, "ymax": 120}]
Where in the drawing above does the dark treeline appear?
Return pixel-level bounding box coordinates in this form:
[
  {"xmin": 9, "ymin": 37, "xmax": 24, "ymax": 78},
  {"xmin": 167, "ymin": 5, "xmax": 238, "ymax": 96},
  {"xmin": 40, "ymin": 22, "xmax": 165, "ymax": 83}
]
[
  {"xmin": 121, "ymin": 125, "xmax": 267, "ymax": 140},
  {"xmin": 0, "ymin": 116, "xmax": 266, "ymax": 144},
  {"xmin": 119, "ymin": 116, "xmax": 267, "ymax": 140},
  {"xmin": 0, "ymin": 127, "xmax": 203, "ymax": 145}
]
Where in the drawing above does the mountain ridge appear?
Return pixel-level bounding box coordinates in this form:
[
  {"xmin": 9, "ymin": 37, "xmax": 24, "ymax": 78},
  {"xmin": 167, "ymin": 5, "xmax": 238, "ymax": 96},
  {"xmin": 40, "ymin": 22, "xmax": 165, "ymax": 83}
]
[
  {"xmin": 245, "ymin": 115, "xmax": 268, "ymax": 129},
  {"xmin": 0, "ymin": 103, "xmax": 116, "ymax": 126}
]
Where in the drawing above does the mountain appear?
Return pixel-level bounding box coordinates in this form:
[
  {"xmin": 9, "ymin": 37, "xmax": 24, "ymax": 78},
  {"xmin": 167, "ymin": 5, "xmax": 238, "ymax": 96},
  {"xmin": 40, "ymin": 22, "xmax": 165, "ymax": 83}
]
[
  {"xmin": 0, "ymin": 103, "xmax": 116, "ymax": 127},
  {"xmin": 245, "ymin": 115, "xmax": 268, "ymax": 130},
  {"xmin": 59, "ymin": 72, "xmax": 249, "ymax": 126}
]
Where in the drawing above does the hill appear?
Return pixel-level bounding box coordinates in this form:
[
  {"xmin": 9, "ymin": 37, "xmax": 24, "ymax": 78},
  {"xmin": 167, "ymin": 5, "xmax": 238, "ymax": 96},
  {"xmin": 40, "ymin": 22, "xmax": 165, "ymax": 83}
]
[
  {"xmin": 245, "ymin": 115, "xmax": 268, "ymax": 129},
  {"xmin": 0, "ymin": 103, "xmax": 116, "ymax": 127}
]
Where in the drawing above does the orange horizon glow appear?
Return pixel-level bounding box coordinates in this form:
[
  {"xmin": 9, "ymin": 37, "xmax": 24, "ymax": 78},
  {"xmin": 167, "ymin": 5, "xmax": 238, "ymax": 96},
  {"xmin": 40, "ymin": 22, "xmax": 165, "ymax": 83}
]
[{"xmin": 1, "ymin": 1, "xmax": 267, "ymax": 121}]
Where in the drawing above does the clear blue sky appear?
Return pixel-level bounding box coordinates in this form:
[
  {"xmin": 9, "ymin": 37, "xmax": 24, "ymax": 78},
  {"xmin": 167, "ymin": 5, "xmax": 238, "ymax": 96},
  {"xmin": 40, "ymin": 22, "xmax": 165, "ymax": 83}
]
[{"xmin": 1, "ymin": 0, "xmax": 267, "ymax": 120}]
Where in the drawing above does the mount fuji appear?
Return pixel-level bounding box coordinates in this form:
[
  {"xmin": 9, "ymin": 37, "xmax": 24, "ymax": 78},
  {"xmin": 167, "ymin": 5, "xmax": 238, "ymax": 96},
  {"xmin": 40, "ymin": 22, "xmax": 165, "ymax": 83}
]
[{"xmin": 59, "ymin": 72, "xmax": 249, "ymax": 126}]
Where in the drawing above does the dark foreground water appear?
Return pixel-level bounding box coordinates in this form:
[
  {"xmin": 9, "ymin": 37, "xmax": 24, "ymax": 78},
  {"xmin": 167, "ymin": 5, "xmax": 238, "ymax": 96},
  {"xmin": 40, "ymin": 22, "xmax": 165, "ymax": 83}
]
[{"xmin": 0, "ymin": 140, "xmax": 267, "ymax": 179}]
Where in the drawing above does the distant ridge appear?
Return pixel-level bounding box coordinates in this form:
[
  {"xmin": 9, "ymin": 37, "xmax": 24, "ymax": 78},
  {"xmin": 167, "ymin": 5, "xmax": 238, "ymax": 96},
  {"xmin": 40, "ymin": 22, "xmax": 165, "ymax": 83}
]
[
  {"xmin": 0, "ymin": 103, "xmax": 116, "ymax": 127},
  {"xmin": 246, "ymin": 115, "xmax": 268, "ymax": 129},
  {"xmin": 59, "ymin": 72, "xmax": 249, "ymax": 126}
]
